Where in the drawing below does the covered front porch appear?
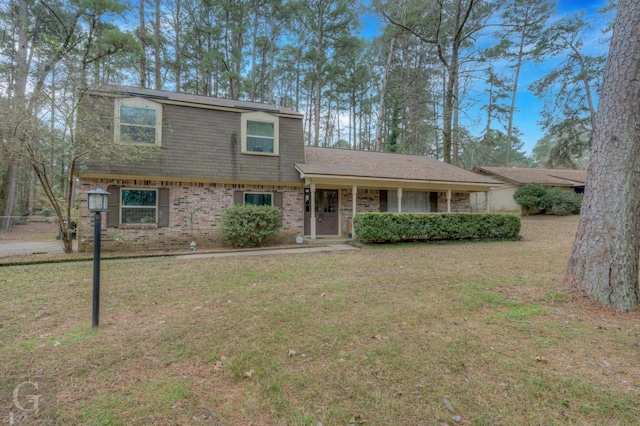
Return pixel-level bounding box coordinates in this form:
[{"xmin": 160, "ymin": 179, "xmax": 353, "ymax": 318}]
[{"xmin": 296, "ymin": 147, "xmax": 501, "ymax": 241}]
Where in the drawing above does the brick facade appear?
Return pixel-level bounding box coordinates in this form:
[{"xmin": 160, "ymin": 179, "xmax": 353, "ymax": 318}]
[
  {"xmin": 78, "ymin": 178, "xmax": 304, "ymax": 252},
  {"xmin": 337, "ymin": 189, "xmax": 472, "ymax": 236}
]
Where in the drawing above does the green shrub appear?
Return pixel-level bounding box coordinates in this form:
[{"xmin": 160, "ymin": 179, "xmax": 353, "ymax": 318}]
[
  {"xmin": 513, "ymin": 183, "xmax": 583, "ymax": 216},
  {"xmin": 513, "ymin": 183, "xmax": 549, "ymax": 212},
  {"xmin": 353, "ymin": 212, "xmax": 521, "ymax": 244},
  {"xmin": 545, "ymin": 187, "xmax": 582, "ymax": 216},
  {"xmin": 221, "ymin": 204, "xmax": 282, "ymax": 247}
]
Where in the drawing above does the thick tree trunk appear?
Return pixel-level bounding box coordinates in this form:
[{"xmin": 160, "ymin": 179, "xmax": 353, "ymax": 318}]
[{"xmin": 565, "ymin": 0, "xmax": 640, "ymax": 312}]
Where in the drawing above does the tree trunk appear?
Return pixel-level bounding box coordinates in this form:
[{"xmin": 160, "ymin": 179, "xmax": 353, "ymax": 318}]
[
  {"xmin": 154, "ymin": 0, "xmax": 161, "ymax": 90},
  {"xmin": 375, "ymin": 35, "xmax": 396, "ymax": 152},
  {"xmin": 2, "ymin": 0, "xmax": 29, "ymax": 232},
  {"xmin": 565, "ymin": 0, "xmax": 640, "ymax": 312},
  {"xmin": 505, "ymin": 31, "xmax": 525, "ymax": 167},
  {"xmin": 250, "ymin": 7, "xmax": 259, "ymax": 101},
  {"xmin": 1, "ymin": 160, "xmax": 19, "ymax": 232},
  {"xmin": 139, "ymin": 0, "xmax": 147, "ymax": 88}
]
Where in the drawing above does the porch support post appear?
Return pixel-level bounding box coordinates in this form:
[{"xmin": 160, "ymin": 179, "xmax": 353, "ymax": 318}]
[
  {"xmin": 310, "ymin": 181, "xmax": 317, "ymax": 240},
  {"xmin": 352, "ymin": 185, "xmax": 357, "ymax": 238},
  {"xmin": 447, "ymin": 189, "xmax": 452, "ymax": 213},
  {"xmin": 397, "ymin": 187, "xmax": 403, "ymax": 213},
  {"xmin": 485, "ymin": 190, "xmax": 491, "ymax": 212}
]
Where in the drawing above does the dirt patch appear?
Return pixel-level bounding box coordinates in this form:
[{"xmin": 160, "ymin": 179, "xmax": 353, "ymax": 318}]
[{"xmin": 0, "ymin": 220, "xmax": 59, "ymax": 241}]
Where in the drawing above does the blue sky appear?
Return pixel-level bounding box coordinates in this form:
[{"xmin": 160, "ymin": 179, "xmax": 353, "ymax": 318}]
[
  {"xmin": 513, "ymin": 0, "xmax": 611, "ymax": 153},
  {"xmin": 360, "ymin": 0, "xmax": 613, "ymax": 154}
]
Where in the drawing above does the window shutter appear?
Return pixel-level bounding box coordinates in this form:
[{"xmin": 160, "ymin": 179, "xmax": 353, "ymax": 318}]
[
  {"xmin": 273, "ymin": 191, "xmax": 283, "ymax": 209},
  {"xmin": 158, "ymin": 188, "xmax": 170, "ymax": 227},
  {"xmin": 234, "ymin": 190, "xmax": 244, "ymax": 205},
  {"xmin": 106, "ymin": 185, "xmax": 120, "ymax": 228},
  {"xmin": 379, "ymin": 190, "xmax": 387, "ymax": 212}
]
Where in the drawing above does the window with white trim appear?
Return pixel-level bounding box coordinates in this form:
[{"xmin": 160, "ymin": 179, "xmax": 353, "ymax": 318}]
[
  {"xmin": 388, "ymin": 191, "xmax": 430, "ymax": 212},
  {"xmin": 244, "ymin": 192, "xmax": 273, "ymax": 206},
  {"xmin": 241, "ymin": 111, "xmax": 279, "ymax": 155},
  {"xmin": 121, "ymin": 188, "xmax": 158, "ymax": 224},
  {"xmin": 114, "ymin": 97, "xmax": 162, "ymax": 145}
]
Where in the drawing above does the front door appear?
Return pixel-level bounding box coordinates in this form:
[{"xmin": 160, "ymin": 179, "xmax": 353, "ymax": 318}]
[{"xmin": 304, "ymin": 189, "xmax": 339, "ymax": 236}]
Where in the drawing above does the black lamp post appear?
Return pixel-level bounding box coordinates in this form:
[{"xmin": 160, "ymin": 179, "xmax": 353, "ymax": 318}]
[{"xmin": 87, "ymin": 187, "xmax": 109, "ymax": 327}]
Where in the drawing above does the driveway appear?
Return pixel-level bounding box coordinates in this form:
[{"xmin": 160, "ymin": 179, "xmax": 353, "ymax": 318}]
[{"xmin": 0, "ymin": 240, "xmax": 78, "ymax": 258}]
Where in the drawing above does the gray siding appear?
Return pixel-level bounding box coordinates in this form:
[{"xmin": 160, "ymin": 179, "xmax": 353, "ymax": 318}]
[{"xmin": 83, "ymin": 97, "xmax": 304, "ymax": 184}]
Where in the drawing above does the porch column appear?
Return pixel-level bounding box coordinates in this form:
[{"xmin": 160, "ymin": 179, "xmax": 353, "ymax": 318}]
[
  {"xmin": 397, "ymin": 187, "xmax": 403, "ymax": 213},
  {"xmin": 352, "ymin": 185, "xmax": 357, "ymax": 238},
  {"xmin": 310, "ymin": 181, "xmax": 317, "ymax": 240},
  {"xmin": 447, "ymin": 189, "xmax": 452, "ymax": 213},
  {"xmin": 485, "ymin": 190, "xmax": 491, "ymax": 212}
]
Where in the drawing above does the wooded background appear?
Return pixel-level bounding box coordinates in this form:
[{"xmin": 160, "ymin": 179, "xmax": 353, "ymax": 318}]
[{"xmin": 0, "ymin": 0, "xmax": 613, "ymax": 225}]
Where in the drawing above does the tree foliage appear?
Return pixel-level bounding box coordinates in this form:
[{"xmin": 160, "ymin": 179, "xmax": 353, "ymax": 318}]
[{"xmin": 0, "ymin": 0, "xmax": 614, "ymax": 254}]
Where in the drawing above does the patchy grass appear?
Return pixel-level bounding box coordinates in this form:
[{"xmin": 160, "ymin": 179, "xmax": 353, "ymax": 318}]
[{"xmin": 2, "ymin": 215, "xmax": 640, "ymax": 425}]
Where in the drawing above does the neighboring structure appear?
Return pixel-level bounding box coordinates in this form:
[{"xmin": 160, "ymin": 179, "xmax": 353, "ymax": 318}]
[
  {"xmin": 472, "ymin": 166, "xmax": 587, "ymax": 213},
  {"xmin": 75, "ymin": 86, "xmax": 501, "ymax": 251}
]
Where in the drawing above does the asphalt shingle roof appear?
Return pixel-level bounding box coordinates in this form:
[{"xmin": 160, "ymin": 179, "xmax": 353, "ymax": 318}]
[
  {"xmin": 90, "ymin": 86, "xmax": 302, "ymax": 116},
  {"xmin": 474, "ymin": 166, "xmax": 587, "ymax": 187},
  {"xmin": 297, "ymin": 147, "xmax": 501, "ymax": 185}
]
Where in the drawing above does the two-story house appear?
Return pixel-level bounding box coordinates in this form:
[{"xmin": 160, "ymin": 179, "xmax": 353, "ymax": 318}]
[{"xmin": 75, "ymin": 86, "xmax": 500, "ymax": 251}]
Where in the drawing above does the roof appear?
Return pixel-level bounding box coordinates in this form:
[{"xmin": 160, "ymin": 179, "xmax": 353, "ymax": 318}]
[
  {"xmin": 88, "ymin": 85, "xmax": 302, "ymax": 117},
  {"xmin": 296, "ymin": 147, "xmax": 501, "ymax": 189},
  {"xmin": 473, "ymin": 166, "xmax": 587, "ymax": 187}
]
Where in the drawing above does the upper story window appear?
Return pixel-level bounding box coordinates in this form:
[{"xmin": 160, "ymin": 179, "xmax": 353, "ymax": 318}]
[
  {"xmin": 114, "ymin": 97, "xmax": 162, "ymax": 145},
  {"xmin": 241, "ymin": 111, "xmax": 279, "ymax": 156}
]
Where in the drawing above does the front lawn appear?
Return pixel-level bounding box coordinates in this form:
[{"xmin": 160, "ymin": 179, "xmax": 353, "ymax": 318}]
[{"xmin": 1, "ymin": 215, "xmax": 639, "ymax": 425}]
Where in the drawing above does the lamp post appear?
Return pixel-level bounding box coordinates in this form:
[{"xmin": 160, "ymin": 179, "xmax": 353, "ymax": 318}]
[{"xmin": 87, "ymin": 187, "xmax": 109, "ymax": 327}]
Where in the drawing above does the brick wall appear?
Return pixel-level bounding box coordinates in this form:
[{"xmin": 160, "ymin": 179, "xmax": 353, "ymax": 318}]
[
  {"xmin": 435, "ymin": 192, "xmax": 471, "ymax": 212},
  {"xmin": 339, "ymin": 189, "xmax": 382, "ymax": 235},
  {"xmin": 78, "ymin": 178, "xmax": 304, "ymax": 252}
]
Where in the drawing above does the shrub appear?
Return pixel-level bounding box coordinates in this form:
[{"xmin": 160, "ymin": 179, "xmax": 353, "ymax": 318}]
[
  {"xmin": 513, "ymin": 183, "xmax": 549, "ymax": 213},
  {"xmin": 353, "ymin": 212, "xmax": 521, "ymax": 244},
  {"xmin": 545, "ymin": 187, "xmax": 582, "ymax": 216},
  {"xmin": 221, "ymin": 204, "xmax": 282, "ymax": 247},
  {"xmin": 513, "ymin": 184, "xmax": 583, "ymax": 216}
]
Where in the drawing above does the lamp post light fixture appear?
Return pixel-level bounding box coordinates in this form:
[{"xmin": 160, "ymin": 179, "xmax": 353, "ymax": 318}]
[{"xmin": 87, "ymin": 187, "xmax": 109, "ymax": 327}]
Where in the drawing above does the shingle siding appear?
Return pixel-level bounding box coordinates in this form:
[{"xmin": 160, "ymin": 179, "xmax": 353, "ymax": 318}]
[{"xmin": 83, "ymin": 97, "xmax": 304, "ymax": 184}]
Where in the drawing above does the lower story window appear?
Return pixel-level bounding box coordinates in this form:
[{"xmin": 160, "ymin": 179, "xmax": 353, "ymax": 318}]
[
  {"xmin": 121, "ymin": 189, "xmax": 157, "ymax": 224},
  {"xmin": 244, "ymin": 192, "xmax": 273, "ymax": 206},
  {"xmin": 388, "ymin": 191, "xmax": 430, "ymax": 213}
]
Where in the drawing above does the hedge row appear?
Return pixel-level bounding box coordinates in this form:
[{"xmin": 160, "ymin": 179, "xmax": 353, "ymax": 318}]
[{"xmin": 353, "ymin": 212, "xmax": 521, "ymax": 244}]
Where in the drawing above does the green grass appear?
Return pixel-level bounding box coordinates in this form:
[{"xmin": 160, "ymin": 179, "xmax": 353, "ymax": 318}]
[{"xmin": 1, "ymin": 216, "xmax": 639, "ymax": 424}]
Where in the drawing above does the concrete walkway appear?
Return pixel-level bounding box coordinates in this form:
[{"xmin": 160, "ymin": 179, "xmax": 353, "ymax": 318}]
[
  {"xmin": 0, "ymin": 240, "xmax": 357, "ymax": 262},
  {"xmin": 173, "ymin": 243, "xmax": 358, "ymax": 260}
]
